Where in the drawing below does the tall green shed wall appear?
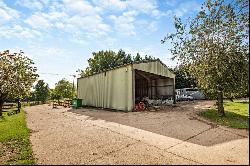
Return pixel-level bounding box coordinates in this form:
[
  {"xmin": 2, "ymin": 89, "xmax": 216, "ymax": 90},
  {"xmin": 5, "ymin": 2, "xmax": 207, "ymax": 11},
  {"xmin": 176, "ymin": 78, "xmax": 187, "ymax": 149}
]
[{"xmin": 77, "ymin": 65, "xmax": 133, "ymax": 111}]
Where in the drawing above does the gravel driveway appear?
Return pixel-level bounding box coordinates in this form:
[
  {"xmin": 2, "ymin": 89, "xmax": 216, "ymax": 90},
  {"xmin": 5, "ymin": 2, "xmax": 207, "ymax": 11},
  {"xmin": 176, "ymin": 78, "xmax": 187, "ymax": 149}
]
[{"xmin": 25, "ymin": 101, "xmax": 249, "ymax": 165}]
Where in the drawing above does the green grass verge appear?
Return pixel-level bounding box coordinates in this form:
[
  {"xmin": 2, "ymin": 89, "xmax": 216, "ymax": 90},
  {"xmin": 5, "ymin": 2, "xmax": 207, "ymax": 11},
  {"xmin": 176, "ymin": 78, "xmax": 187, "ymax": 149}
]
[
  {"xmin": 199, "ymin": 99, "xmax": 249, "ymax": 129},
  {"xmin": 0, "ymin": 108, "xmax": 34, "ymax": 165}
]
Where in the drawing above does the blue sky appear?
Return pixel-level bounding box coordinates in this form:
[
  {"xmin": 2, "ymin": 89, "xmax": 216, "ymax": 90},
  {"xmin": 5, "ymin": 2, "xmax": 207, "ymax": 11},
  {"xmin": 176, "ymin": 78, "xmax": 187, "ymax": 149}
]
[{"xmin": 0, "ymin": 0, "xmax": 205, "ymax": 88}]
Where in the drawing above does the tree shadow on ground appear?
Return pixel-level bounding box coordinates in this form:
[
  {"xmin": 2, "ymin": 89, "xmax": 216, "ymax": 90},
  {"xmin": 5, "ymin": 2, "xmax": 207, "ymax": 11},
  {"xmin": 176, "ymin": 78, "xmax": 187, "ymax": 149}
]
[
  {"xmin": 238, "ymin": 101, "xmax": 249, "ymax": 104},
  {"xmin": 67, "ymin": 102, "xmax": 248, "ymax": 147},
  {"xmin": 200, "ymin": 109, "xmax": 249, "ymax": 129}
]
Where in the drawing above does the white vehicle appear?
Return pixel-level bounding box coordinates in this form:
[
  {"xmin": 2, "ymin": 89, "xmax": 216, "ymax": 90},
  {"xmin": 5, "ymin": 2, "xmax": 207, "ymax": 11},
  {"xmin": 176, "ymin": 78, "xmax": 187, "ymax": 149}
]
[{"xmin": 176, "ymin": 88, "xmax": 205, "ymax": 100}]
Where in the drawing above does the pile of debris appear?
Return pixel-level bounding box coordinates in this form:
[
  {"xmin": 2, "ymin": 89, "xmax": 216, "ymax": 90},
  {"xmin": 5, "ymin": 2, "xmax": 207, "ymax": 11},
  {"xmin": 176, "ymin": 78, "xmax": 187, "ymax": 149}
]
[
  {"xmin": 143, "ymin": 97, "xmax": 173, "ymax": 106},
  {"xmin": 133, "ymin": 97, "xmax": 174, "ymax": 112},
  {"xmin": 176, "ymin": 94, "xmax": 194, "ymax": 101}
]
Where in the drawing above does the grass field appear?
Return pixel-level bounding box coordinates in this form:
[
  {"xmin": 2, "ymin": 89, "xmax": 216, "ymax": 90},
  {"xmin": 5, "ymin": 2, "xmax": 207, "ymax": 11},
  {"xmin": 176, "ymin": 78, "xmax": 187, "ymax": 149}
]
[
  {"xmin": 0, "ymin": 109, "xmax": 34, "ymax": 165},
  {"xmin": 200, "ymin": 99, "xmax": 249, "ymax": 129}
]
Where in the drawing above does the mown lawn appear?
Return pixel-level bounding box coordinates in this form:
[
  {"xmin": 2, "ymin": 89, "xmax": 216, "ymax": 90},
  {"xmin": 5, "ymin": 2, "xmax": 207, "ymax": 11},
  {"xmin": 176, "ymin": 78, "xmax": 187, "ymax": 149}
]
[
  {"xmin": 0, "ymin": 109, "xmax": 34, "ymax": 165},
  {"xmin": 200, "ymin": 99, "xmax": 249, "ymax": 129}
]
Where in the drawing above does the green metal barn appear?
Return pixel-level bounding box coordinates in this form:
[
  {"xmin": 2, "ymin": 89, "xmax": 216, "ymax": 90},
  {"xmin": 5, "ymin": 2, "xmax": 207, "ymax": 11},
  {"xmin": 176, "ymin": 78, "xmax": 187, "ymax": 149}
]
[{"xmin": 77, "ymin": 60, "xmax": 175, "ymax": 111}]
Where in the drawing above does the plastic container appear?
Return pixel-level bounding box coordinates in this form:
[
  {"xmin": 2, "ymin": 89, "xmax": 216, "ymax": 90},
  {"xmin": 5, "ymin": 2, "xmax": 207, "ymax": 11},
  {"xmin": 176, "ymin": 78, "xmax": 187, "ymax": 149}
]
[{"xmin": 72, "ymin": 98, "xmax": 83, "ymax": 109}]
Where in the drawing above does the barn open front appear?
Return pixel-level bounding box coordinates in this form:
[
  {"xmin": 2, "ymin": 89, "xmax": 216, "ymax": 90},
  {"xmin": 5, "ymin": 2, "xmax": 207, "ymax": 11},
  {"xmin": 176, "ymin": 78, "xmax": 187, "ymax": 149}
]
[
  {"xmin": 77, "ymin": 60, "xmax": 175, "ymax": 111},
  {"xmin": 134, "ymin": 69, "xmax": 175, "ymax": 110}
]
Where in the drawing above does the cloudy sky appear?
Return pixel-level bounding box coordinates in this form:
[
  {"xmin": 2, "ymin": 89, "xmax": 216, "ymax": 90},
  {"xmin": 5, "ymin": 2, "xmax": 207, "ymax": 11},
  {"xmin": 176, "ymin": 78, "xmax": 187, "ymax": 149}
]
[{"xmin": 0, "ymin": 0, "xmax": 205, "ymax": 88}]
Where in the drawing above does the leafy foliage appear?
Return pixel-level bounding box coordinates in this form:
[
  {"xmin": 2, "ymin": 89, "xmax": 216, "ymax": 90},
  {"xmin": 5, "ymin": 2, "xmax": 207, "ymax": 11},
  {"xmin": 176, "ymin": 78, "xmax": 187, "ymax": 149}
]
[
  {"xmin": 27, "ymin": 91, "xmax": 36, "ymax": 101},
  {"xmin": 79, "ymin": 49, "xmax": 156, "ymax": 77},
  {"xmin": 53, "ymin": 79, "xmax": 75, "ymax": 99},
  {"xmin": 162, "ymin": 0, "xmax": 249, "ymax": 116},
  {"xmin": 34, "ymin": 80, "xmax": 50, "ymax": 103},
  {"xmin": 170, "ymin": 65, "xmax": 197, "ymax": 89},
  {"xmin": 0, "ymin": 50, "xmax": 38, "ymax": 117},
  {"xmin": 49, "ymin": 89, "xmax": 59, "ymax": 100}
]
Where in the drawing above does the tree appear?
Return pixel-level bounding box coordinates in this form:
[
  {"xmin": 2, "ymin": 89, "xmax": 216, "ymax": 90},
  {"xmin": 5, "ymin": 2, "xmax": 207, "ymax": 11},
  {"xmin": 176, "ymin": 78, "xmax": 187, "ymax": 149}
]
[
  {"xmin": 0, "ymin": 50, "xmax": 38, "ymax": 117},
  {"xmin": 170, "ymin": 66, "xmax": 197, "ymax": 89},
  {"xmin": 80, "ymin": 49, "xmax": 156, "ymax": 77},
  {"xmin": 54, "ymin": 79, "xmax": 74, "ymax": 99},
  {"xmin": 49, "ymin": 89, "xmax": 60, "ymax": 100},
  {"xmin": 88, "ymin": 50, "xmax": 118, "ymax": 74},
  {"xmin": 144, "ymin": 55, "xmax": 155, "ymax": 61},
  {"xmin": 133, "ymin": 53, "xmax": 143, "ymax": 62},
  {"xmin": 117, "ymin": 49, "xmax": 133, "ymax": 64},
  {"xmin": 162, "ymin": 0, "xmax": 249, "ymax": 116},
  {"xmin": 27, "ymin": 91, "xmax": 36, "ymax": 101},
  {"xmin": 34, "ymin": 80, "xmax": 50, "ymax": 103}
]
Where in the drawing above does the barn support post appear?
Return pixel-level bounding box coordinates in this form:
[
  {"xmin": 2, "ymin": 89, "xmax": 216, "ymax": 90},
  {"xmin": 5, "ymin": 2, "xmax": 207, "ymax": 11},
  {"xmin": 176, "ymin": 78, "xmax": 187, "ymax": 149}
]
[
  {"xmin": 173, "ymin": 78, "xmax": 176, "ymax": 104},
  {"xmin": 155, "ymin": 79, "xmax": 158, "ymax": 99},
  {"xmin": 150, "ymin": 80, "xmax": 152, "ymax": 99}
]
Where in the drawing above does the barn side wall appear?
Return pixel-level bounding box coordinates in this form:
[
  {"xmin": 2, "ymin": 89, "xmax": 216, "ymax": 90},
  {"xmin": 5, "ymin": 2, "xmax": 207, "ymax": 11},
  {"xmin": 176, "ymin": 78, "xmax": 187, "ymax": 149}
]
[{"xmin": 77, "ymin": 65, "xmax": 133, "ymax": 111}]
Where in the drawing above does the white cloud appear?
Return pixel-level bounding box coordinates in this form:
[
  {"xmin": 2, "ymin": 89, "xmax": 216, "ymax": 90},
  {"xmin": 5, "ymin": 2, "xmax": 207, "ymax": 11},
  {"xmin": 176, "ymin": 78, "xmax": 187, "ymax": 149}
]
[
  {"xmin": 92, "ymin": 0, "xmax": 165, "ymax": 37},
  {"xmin": 109, "ymin": 10, "xmax": 138, "ymax": 36},
  {"xmin": 19, "ymin": 29, "xmax": 42, "ymax": 38},
  {"xmin": 127, "ymin": 0, "xmax": 156, "ymax": 14},
  {"xmin": 24, "ymin": 10, "xmax": 68, "ymax": 30},
  {"xmin": 68, "ymin": 15, "xmax": 100, "ymax": 28},
  {"xmin": 147, "ymin": 21, "xmax": 158, "ymax": 32},
  {"xmin": 39, "ymin": 0, "xmax": 50, "ymax": 6},
  {"xmin": 173, "ymin": 1, "xmax": 201, "ymax": 17},
  {"xmin": 104, "ymin": 37, "xmax": 117, "ymax": 47},
  {"xmin": 15, "ymin": 0, "xmax": 45, "ymax": 10},
  {"xmin": 97, "ymin": 0, "xmax": 156, "ymax": 14},
  {"xmin": 12, "ymin": 24, "xmax": 23, "ymax": 31},
  {"xmin": 151, "ymin": 9, "xmax": 166, "ymax": 19},
  {"xmin": 63, "ymin": 0, "xmax": 98, "ymax": 16},
  {"xmin": 22, "ymin": 2, "xmax": 110, "ymax": 40},
  {"xmin": 25, "ymin": 13, "xmax": 51, "ymax": 29},
  {"xmin": 61, "ymin": 0, "xmax": 110, "ymax": 36},
  {"xmin": 93, "ymin": 0, "xmax": 164, "ymax": 19},
  {"xmin": 21, "ymin": 0, "xmax": 110, "ymax": 41},
  {"xmin": 49, "ymin": 1, "xmax": 65, "ymax": 12},
  {"xmin": 69, "ymin": 38, "xmax": 88, "ymax": 45},
  {"xmin": 65, "ymin": 14, "xmax": 110, "ymax": 36},
  {"xmin": 55, "ymin": 22, "xmax": 64, "ymax": 29},
  {"xmin": 0, "ymin": 1, "xmax": 20, "ymax": 24},
  {"xmin": 165, "ymin": 0, "xmax": 178, "ymax": 7},
  {"xmin": 0, "ymin": 8, "xmax": 12, "ymax": 22},
  {"xmin": 133, "ymin": 19, "xmax": 159, "ymax": 34},
  {"xmin": 1, "ymin": 0, "xmax": 163, "ymax": 42},
  {"xmin": 47, "ymin": 11, "xmax": 67, "ymax": 21},
  {"xmin": 92, "ymin": 0, "xmax": 127, "ymax": 12},
  {"xmin": 28, "ymin": 43, "xmax": 73, "ymax": 58},
  {"xmin": 0, "ymin": 25, "xmax": 42, "ymax": 39}
]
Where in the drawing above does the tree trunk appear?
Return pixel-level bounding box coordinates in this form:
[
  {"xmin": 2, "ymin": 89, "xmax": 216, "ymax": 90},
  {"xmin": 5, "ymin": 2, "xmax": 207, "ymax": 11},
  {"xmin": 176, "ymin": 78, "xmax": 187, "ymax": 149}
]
[
  {"xmin": 217, "ymin": 90, "xmax": 225, "ymax": 117},
  {"xmin": 0, "ymin": 100, "xmax": 3, "ymax": 117}
]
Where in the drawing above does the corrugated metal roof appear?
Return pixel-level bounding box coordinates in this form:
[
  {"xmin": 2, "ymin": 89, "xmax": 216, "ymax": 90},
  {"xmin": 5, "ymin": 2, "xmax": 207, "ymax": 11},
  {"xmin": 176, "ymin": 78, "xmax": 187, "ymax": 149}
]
[{"xmin": 78, "ymin": 59, "xmax": 174, "ymax": 79}]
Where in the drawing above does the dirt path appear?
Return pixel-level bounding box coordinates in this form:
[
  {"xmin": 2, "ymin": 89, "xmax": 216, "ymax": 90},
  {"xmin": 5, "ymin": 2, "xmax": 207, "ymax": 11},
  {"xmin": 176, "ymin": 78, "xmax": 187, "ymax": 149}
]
[{"xmin": 25, "ymin": 103, "xmax": 249, "ymax": 165}]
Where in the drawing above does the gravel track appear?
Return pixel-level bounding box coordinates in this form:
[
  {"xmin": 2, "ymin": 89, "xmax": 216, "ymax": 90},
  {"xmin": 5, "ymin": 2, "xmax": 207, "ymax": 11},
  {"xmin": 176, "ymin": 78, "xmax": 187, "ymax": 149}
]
[{"xmin": 25, "ymin": 102, "xmax": 249, "ymax": 165}]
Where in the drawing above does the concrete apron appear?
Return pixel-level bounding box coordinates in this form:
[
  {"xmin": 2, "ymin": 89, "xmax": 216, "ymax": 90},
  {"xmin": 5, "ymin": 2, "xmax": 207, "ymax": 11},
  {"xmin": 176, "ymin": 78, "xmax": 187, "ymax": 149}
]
[{"xmin": 65, "ymin": 111, "xmax": 249, "ymax": 165}]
